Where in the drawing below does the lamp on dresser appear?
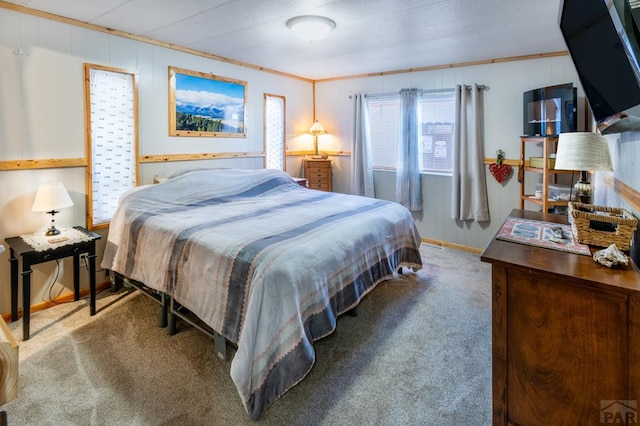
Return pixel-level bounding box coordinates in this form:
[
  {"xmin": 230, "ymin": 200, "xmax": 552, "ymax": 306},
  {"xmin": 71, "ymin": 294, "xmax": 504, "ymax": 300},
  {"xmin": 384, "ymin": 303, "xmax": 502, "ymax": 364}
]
[
  {"xmin": 553, "ymin": 132, "xmax": 613, "ymax": 204},
  {"xmin": 309, "ymin": 120, "xmax": 327, "ymax": 159},
  {"xmin": 31, "ymin": 182, "xmax": 74, "ymax": 236}
]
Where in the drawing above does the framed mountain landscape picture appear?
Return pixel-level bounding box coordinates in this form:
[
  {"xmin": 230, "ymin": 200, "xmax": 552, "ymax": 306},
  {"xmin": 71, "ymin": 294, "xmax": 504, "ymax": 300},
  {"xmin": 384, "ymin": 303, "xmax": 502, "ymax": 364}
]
[{"xmin": 168, "ymin": 66, "xmax": 247, "ymax": 137}]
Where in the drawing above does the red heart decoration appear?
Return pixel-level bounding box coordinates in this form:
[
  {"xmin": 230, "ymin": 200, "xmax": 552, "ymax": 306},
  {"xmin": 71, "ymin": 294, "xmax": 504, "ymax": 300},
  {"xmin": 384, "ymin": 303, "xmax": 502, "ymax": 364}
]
[{"xmin": 489, "ymin": 163, "xmax": 512, "ymax": 183}]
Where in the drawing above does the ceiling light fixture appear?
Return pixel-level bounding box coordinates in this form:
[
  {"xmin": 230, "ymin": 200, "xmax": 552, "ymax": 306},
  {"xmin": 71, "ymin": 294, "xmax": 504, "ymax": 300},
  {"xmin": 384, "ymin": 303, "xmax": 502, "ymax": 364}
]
[{"xmin": 286, "ymin": 15, "xmax": 336, "ymax": 43}]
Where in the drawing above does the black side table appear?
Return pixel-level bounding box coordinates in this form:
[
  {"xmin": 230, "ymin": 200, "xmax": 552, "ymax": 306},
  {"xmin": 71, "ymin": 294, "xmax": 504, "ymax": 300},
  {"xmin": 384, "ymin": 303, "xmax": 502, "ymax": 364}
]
[{"xmin": 4, "ymin": 226, "xmax": 101, "ymax": 340}]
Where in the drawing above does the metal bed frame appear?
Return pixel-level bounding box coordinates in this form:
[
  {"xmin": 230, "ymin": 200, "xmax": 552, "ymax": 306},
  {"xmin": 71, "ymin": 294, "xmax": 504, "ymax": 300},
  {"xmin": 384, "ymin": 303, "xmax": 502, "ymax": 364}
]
[{"xmin": 112, "ymin": 272, "xmax": 230, "ymax": 359}]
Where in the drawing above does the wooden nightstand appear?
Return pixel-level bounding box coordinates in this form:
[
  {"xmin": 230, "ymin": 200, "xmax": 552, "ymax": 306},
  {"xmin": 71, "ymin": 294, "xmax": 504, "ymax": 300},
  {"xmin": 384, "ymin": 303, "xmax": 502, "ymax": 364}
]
[
  {"xmin": 5, "ymin": 226, "xmax": 101, "ymax": 340},
  {"xmin": 304, "ymin": 159, "xmax": 332, "ymax": 191},
  {"xmin": 292, "ymin": 177, "xmax": 308, "ymax": 187}
]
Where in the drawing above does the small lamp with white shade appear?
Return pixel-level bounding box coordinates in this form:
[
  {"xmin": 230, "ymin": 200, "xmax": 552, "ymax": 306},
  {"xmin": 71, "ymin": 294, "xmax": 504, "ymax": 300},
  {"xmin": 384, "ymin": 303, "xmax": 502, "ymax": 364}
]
[
  {"xmin": 553, "ymin": 132, "xmax": 613, "ymax": 204},
  {"xmin": 32, "ymin": 182, "xmax": 74, "ymax": 236}
]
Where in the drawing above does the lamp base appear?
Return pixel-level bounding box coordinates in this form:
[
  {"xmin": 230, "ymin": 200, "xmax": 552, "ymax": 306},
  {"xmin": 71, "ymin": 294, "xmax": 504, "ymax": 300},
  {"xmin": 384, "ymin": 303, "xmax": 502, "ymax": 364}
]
[
  {"xmin": 45, "ymin": 226, "xmax": 61, "ymax": 236},
  {"xmin": 575, "ymin": 171, "xmax": 593, "ymax": 204},
  {"xmin": 45, "ymin": 210, "xmax": 60, "ymax": 236},
  {"xmin": 578, "ymin": 194, "xmax": 591, "ymax": 204}
]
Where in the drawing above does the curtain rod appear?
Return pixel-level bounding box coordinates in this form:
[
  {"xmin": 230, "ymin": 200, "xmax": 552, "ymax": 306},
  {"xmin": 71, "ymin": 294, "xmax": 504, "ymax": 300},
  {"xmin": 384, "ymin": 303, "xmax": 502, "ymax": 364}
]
[
  {"xmin": 348, "ymin": 85, "xmax": 488, "ymax": 98},
  {"xmin": 466, "ymin": 84, "xmax": 489, "ymax": 90}
]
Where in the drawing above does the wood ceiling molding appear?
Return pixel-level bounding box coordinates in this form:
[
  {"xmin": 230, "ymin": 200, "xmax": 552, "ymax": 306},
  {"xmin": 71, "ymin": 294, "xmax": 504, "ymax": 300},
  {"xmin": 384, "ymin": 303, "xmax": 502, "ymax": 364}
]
[
  {"xmin": 315, "ymin": 51, "xmax": 569, "ymax": 83},
  {"xmin": 0, "ymin": 0, "xmax": 313, "ymax": 83},
  {"xmin": 0, "ymin": 1, "xmax": 567, "ymax": 84}
]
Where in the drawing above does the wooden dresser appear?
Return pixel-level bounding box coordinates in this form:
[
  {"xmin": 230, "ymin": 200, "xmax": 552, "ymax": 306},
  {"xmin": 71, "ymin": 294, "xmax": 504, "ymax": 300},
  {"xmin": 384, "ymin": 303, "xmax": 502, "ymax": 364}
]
[
  {"xmin": 481, "ymin": 209, "xmax": 640, "ymax": 426},
  {"xmin": 304, "ymin": 159, "xmax": 332, "ymax": 191}
]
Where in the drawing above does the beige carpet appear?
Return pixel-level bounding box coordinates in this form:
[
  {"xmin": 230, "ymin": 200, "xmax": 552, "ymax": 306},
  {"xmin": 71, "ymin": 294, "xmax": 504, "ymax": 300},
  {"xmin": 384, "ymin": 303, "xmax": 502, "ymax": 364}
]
[{"xmin": 1, "ymin": 245, "xmax": 492, "ymax": 425}]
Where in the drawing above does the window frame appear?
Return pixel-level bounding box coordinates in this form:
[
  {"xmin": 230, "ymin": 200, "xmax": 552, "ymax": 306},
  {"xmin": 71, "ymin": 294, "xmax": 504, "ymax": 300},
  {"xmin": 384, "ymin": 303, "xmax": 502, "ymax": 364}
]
[{"xmin": 84, "ymin": 63, "xmax": 139, "ymax": 230}]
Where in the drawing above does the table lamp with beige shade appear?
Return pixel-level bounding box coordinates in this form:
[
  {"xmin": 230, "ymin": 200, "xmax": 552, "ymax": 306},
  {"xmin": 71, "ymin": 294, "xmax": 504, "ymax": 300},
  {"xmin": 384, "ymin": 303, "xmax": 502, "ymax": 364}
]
[{"xmin": 553, "ymin": 132, "xmax": 613, "ymax": 204}]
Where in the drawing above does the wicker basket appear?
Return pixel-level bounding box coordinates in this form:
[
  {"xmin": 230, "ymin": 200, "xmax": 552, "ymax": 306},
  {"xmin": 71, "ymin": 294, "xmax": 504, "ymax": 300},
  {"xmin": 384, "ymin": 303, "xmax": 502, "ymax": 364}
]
[{"xmin": 568, "ymin": 202, "xmax": 638, "ymax": 251}]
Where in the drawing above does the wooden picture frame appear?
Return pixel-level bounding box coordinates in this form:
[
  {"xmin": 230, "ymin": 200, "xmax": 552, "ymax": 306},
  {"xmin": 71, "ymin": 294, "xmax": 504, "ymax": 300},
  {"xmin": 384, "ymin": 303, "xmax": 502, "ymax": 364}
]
[{"xmin": 168, "ymin": 66, "xmax": 247, "ymax": 137}]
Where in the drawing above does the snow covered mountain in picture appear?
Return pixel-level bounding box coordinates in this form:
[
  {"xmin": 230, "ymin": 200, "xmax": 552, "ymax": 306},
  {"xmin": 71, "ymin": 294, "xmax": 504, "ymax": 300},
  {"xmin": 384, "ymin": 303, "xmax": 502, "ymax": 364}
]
[
  {"xmin": 175, "ymin": 91, "xmax": 244, "ymax": 123},
  {"xmin": 173, "ymin": 69, "xmax": 246, "ymax": 134},
  {"xmin": 175, "ymin": 102, "xmax": 226, "ymax": 119}
]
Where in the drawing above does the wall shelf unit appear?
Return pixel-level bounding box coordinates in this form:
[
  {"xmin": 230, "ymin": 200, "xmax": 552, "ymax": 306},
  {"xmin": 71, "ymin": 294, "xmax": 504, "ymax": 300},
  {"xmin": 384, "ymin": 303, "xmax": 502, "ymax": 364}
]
[{"xmin": 518, "ymin": 136, "xmax": 577, "ymax": 213}]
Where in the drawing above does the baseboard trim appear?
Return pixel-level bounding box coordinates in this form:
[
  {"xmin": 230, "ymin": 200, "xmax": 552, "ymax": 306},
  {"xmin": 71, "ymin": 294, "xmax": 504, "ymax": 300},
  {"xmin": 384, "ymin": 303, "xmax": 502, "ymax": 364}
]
[
  {"xmin": 422, "ymin": 238, "xmax": 484, "ymax": 254},
  {"xmin": 1, "ymin": 281, "xmax": 112, "ymax": 322}
]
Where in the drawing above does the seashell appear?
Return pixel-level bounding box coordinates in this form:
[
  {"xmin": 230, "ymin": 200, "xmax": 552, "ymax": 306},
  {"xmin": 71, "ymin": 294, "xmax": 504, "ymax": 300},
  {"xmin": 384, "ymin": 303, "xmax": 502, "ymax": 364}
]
[{"xmin": 593, "ymin": 243, "xmax": 629, "ymax": 268}]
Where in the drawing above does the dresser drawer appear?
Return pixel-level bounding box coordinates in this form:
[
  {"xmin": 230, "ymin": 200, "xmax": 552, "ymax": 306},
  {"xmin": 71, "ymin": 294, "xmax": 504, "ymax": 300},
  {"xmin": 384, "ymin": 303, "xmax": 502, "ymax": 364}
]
[
  {"xmin": 308, "ymin": 175, "xmax": 330, "ymax": 183},
  {"xmin": 307, "ymin": 171, "xmax": 329, "ymax": 179},
  {"xmin": 307, "ymin": 161, "xmax": 330, "ymax": 168},
  {"xmin": 307, "ymin": 167, "xmax": 330, "ymax": 174},
  {"xmin": 308, "ymin": 182, "xmax": 331, "ymax": 191}
]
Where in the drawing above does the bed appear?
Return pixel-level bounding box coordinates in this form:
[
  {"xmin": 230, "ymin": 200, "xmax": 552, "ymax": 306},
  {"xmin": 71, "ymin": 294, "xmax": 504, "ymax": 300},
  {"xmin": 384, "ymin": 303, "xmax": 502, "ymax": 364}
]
[{"xmin": 101, "ymin": 167, "xmax": 423, "ymax": 420}]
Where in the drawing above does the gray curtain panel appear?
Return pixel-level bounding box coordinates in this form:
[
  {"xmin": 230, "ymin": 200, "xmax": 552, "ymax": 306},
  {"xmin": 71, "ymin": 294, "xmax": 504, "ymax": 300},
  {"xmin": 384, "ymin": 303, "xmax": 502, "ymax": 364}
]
[
  {"xmin": 396, "ymin": 88, "xmax": 422, "ymax": 212},
  {"xmin": 451, "ymin": 84, "xmax": 489, "ymax": 221},
  {"xmin": 350, "ymin": 93, "xmax": 375, "ymax": 197}
]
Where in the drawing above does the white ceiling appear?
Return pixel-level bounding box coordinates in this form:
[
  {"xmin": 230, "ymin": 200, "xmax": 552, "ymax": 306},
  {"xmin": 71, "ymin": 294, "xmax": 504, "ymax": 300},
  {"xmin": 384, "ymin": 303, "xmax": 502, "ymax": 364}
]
[{"xmin": 2, "ymin": 0, "xmax": 568, "ymax": 80}]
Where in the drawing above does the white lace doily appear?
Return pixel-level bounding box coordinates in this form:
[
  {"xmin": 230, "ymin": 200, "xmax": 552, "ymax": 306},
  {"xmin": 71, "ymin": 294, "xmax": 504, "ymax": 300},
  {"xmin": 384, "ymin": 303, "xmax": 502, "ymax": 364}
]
[{"xmin": 21, "ymin": 228, "xmax": 94, "ymax": 252}]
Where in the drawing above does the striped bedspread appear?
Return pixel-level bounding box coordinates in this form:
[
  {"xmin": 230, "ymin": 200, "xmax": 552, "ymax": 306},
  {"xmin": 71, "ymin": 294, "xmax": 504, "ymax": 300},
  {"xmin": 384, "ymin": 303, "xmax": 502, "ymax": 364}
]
[{"xmin": 101, "ymin": 168, "xmax": 423, "ymax": 420}]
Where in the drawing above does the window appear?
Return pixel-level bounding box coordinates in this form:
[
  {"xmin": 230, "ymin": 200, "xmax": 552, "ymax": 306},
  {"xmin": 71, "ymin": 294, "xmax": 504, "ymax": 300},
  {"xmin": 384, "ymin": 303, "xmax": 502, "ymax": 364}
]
[
  {"xmin": 419, "ymin": 91, "xmax": 455, "ymax": 174},
  {"xmin": 84, "ymin": 63, "xmax": 139, "ymax": 230},
  {"xmin": 264, "ymin": 93, "xmax": 286, "ymax": 170},
  {"xmin": 368, "ymin": 90, "xmax": 455, "ymax": 174},
  {"xmin": 368, "ymin": 94, "xmax": 399, "ymax": 170}
]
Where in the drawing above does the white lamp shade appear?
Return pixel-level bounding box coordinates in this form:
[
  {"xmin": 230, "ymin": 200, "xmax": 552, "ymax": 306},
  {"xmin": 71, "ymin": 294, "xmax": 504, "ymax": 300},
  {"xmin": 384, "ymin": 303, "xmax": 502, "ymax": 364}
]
[
  {"xmin": 309, "ymin": 120, "xmax": 327, "ymax": 135},
  {"xmin": 286, "ymin": 16, "xmax": 335, "ymax": 42},
  {"xmin": 554, "ymin": 132, "xmax": 614, "ymax": 172},
  {"xmin": 32, "ymin": 182, "xmax": 74, "ymax": 212}
]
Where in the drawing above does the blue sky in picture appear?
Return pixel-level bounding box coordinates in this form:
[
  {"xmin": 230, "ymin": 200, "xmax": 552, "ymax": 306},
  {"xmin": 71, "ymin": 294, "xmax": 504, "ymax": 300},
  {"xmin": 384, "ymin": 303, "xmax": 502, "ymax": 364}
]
[
  {"xmin": 175, "ymin": 73, "xmax": 245, "ymax": 123},
  {"xmin": 176, "ymin": 73, "xmax": 244, "ymax": 99}
]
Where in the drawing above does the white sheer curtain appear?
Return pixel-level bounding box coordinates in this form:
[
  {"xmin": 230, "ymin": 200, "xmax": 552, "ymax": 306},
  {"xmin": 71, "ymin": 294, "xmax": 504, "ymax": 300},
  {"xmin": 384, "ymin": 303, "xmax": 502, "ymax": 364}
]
[
  {"xmin": 451, "ymin": 84, "xmax": 489, "ymax": 221},
  {"xmin": 350, "ymin": 93, "xmax": 375, "ymax": 197},
  {"xmin": 396, "ymin": 88, "xmax": 422, "ymax": 211}
]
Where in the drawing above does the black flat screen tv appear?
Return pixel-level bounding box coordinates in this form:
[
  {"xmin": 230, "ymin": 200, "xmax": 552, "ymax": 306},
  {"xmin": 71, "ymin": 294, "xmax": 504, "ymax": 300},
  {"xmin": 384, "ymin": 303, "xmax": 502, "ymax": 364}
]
[
  {"xmin": 523, "ymin": 83, "xmax": 577, "ymax": 136},
  {"xmin": 559, "ymin": 0, "xmax": 640, "ymax": 133}
]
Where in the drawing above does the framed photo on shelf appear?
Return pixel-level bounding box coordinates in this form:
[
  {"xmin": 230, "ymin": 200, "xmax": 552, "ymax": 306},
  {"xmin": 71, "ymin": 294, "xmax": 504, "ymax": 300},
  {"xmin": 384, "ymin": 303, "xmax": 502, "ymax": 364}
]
[{"xmin": 168, "ymin": 66, "xmax": 247, "ymax": 137}]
